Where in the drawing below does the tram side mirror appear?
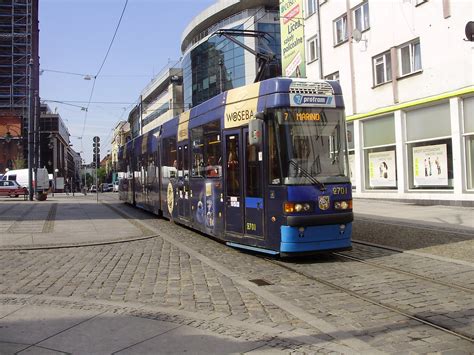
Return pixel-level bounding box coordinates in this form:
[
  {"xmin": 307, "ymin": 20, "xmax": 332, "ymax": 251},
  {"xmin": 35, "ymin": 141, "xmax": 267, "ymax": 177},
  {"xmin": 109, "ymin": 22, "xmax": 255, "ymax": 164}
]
[{"xmin": 249, "ymin": 113, "xmax": 264, "ymax": 145}]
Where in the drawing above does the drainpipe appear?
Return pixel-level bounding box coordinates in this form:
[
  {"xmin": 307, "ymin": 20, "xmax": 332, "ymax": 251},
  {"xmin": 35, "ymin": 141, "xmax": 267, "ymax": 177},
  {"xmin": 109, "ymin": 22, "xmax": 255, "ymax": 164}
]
[
  {"xmin": 346, "ymin": 0, "xmax": 357, "ymax": 114},
  {"xmin": 316, "ymin": 0, "xmax": 323, "ymax": 79}
]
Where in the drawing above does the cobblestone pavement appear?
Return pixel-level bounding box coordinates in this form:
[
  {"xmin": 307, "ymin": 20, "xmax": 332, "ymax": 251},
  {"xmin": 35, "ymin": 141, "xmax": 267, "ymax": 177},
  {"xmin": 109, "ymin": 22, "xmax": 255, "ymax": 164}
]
[{"xmin": 1, "ymin": 195, "xmax": 473, "ymax": 353}]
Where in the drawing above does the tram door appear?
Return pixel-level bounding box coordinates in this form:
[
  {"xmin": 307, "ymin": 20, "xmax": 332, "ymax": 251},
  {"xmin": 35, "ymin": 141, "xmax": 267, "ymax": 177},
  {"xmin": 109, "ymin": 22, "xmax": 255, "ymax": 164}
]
[
  {"xmin": 224, "ymin": 130, "xmax": 264, "ymax": 238},
  {"xmin": 177, "ymin": 144, "xmax": 190, "ymax": 220}
]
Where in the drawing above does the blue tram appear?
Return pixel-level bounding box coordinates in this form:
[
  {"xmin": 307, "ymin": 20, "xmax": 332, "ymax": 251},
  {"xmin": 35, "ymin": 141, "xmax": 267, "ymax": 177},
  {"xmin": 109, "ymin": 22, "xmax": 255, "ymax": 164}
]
[{"xmin": 118, "ymin": 77, "xmax": 353, "ymax": 256}]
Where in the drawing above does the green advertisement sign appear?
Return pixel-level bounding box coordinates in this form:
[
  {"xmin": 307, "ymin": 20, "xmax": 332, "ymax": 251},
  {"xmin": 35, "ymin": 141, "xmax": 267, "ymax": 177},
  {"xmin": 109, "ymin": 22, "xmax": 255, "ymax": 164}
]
[{"xmin": 280, "ymin": 0, "xmax": 306, "ymax": 78}]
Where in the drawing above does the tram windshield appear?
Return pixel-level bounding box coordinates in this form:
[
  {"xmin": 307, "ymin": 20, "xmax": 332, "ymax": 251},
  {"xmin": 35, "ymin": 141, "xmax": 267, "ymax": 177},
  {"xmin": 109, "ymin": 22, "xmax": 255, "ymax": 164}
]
[{"xmin": 268, "ymin": 108, "xmax": 349, "ymax": 185}]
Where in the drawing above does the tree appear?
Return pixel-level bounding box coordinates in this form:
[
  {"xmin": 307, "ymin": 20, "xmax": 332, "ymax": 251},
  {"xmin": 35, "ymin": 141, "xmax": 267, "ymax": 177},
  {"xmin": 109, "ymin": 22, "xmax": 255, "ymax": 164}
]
[{"xmin": 97, "ymin": 167, "xmax": 107, "ymax": 185}]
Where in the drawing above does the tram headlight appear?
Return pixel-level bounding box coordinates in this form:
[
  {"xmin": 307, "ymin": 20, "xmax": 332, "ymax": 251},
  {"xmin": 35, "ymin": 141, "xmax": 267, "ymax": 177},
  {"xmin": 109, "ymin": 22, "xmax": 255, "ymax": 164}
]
[
  {"xmin": 284, "ymin": 202, "xmax": 313, "ymax": 213},
  {"xmin": 334, "ymin": 200, "xmax": 352, "ymax": 210}
]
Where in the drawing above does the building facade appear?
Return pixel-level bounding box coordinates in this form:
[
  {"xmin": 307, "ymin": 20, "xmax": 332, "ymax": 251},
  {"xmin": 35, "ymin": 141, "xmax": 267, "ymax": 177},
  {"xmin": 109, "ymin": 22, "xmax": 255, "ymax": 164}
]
[
  {"xmin": 110, "ymin": 120, "xmax": 131, "ymax": 181},
  {"xmin": 303, "ymin": 0, "xmax": 473, "ymax": 203},
  {"xmin": 38, "ymin": 104, "xmax": 73, "ymax": 184},
  {"xmin": 0, "ymin": 113, "xmax": 23, "ymax": 173},
  {"xmin": 0, "ymin": 0, "xmax": 39, "ymax": 170},
  {"xmin": 128, "ymin": 63, "xmax": 184, "ymax": 138},
  {"xmin": 181, "ymin": 0, "xmax": 281, "ymax": 108}
]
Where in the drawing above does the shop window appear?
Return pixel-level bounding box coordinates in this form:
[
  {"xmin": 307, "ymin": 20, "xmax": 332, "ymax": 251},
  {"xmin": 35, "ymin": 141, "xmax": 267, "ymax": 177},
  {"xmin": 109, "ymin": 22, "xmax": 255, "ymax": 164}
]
[
  {"xmin": 408, "ymin": 139, "xmax": 453, "ymax": 189},
  {"xmin": 406, "ymin": 103, "xmax": 450, "ymax": 141},
  {"xmin": 362, "ymin": 115, "xmax": 397, "ymax": 190},
  {"xmin": 346, "ymin": 122, "xmax": 356, "ymax": 188},
  {"xmin": 373, "ymin": 51, "xmax": 391, "ymax": 86},
  {"xmin": 406, "ymin": 103, "xmax": 453, "ymax": 189},
  {"xmin": 463, "ymin": 96, "xmax": 474, "ymax": 189},
  {"xmin": 334, "ymin": 14, "xmax": 348, "ymax": 45},
  {"xmin": 399, "ymin": 39, "xmax": 422, "ymax": 77},
  {"xmin": 353, "ymin": 2, "xmax": 370, "ymax": 32}
]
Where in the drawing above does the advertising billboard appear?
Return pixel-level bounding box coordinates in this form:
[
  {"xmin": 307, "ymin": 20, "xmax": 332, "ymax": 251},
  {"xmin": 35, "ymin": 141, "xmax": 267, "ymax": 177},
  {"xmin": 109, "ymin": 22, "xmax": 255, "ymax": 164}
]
[
  {"xmin": 280, "ymin": 0, "xmax": 306, "ymax": 78},
  {"xmin": 412, "ymin": 144, "xmax": 448, "ymax": 186},
  {"xmin": 368, "ymin": 150, "xmax": 397, "ymax": 187}
]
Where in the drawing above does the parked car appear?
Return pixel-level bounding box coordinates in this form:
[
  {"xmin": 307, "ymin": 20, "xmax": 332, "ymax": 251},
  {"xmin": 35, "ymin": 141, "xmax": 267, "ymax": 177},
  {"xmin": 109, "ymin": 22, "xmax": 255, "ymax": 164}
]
[
  {"xmin": 107, "ymin": 183, "xmax": 114, "ymax": 192},
  {"xmin": 1, "ymin": 168, "xmax": 49, "ymax": 200},
  {"xmin": 0, "ymin": 180, "xmax": 28, "ymax": 198},
  {"xmin": 89, "ymin": 185, "xmax": 97, "ymax": 193},
  {"xmin": 100, "ymin": 183, "xmax": 112, "ymax": 192}
]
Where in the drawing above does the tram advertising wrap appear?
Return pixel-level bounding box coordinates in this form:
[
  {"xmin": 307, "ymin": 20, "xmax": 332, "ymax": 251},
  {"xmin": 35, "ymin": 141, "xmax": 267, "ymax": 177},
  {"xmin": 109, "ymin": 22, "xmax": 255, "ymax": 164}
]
[{"xmin": 118, "ymin": 77, "xmax": 352, "ymax": 256}]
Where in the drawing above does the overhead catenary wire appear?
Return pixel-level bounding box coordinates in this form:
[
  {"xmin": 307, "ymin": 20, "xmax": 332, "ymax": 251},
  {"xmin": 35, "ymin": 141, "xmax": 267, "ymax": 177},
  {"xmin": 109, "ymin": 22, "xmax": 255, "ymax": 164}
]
[
  {"xmin": 79, "ymin": 0, "xmax": 129, "ymax": 142},
  {"xmin": 41, "ymin": 69, "xmax": 151, "ymax": 78}
]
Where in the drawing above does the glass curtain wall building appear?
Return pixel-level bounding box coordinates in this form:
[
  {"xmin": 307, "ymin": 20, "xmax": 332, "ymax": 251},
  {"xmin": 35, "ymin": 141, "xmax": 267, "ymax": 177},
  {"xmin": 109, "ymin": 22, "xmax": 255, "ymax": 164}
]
[{"xmin": 181, "ymin": 1, "xmax": 280, "ymax": 109}]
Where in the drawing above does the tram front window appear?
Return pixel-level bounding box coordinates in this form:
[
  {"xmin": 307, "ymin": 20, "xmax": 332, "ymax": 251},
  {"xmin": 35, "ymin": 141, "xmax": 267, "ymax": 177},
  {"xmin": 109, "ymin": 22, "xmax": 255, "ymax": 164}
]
[{"xmin": 272, "ymin": 108, "xmax": 349, "ymax": 185}]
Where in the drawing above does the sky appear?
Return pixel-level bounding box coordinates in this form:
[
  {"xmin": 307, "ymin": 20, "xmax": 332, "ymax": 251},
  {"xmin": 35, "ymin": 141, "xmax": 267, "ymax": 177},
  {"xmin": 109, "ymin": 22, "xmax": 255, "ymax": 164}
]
[{"xmin": 40, "ymin": 0, "xmax": 216, "ymax": 163}]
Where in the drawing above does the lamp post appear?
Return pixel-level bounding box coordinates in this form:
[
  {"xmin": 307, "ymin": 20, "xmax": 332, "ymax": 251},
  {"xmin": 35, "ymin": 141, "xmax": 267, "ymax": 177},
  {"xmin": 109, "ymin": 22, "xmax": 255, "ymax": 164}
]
[{"xmin": 82, "ymin": 159, "xmax": 87, "ymax": 195}]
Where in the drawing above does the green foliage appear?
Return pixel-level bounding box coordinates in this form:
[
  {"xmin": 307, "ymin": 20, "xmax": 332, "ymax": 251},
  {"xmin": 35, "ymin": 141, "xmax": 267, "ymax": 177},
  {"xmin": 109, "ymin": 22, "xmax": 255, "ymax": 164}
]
[{"xmin": 97, "ymin": 167, "xmax": 106, "ymax": 184}]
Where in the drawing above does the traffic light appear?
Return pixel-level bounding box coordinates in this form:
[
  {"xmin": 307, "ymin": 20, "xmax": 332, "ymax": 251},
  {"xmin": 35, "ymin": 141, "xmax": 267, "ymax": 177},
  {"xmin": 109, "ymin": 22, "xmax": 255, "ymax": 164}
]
[{"xmin": 93, "ymin": 136, "xmax": 100, "ymax": 167}]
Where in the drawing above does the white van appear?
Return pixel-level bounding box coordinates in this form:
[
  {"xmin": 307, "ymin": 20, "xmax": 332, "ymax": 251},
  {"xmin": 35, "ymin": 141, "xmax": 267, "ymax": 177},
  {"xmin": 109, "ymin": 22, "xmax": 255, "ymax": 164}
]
[{"xmin": 1, "ymin": 168, "xmax": 50, "ymax": 199}]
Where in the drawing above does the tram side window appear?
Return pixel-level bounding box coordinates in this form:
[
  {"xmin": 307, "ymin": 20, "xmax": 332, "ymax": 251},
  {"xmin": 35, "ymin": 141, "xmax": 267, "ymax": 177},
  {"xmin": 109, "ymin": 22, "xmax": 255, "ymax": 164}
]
[
  {"xmin": 147, "ymin": 154, "xmax": 155, "ymax": 187},
  {"xmin": 204, "ymin": 121, "xmax": 222, "ymax": 178},
  {"xmin": 268, "ymin": 121, "xmax": 281, "ymax": 184},
  {"xmin": 246, "ymin": 136, "xmax": 262, "ymax": 197},
  {"xmin": 163, "ymin": 137, "xmax": 177, "ymax": 178},
  {"xmin": 192, "ymin": 120, "xmax": 222, "ymax": 178},
  {"xmin": 191, "ymin": 127, "xmax": 204, "ymax": 177},
  {"xmin": 226, "ymin": 135, "xmax": 240, "ymax": 196}
]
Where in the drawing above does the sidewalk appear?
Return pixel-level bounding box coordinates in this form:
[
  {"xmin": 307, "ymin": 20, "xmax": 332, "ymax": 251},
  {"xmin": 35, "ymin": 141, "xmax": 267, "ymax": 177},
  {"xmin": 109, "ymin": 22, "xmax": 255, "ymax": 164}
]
[
  {"xmin": 0, "ymin": 194, "xmax": 151, "ymax": 249},
  {"xmin": 353, "ymin": 198, "xmax": 474, "ymax": 231},
  {"xmin": 352, "ymin": 198, "xmax": 474, "ymax": 265},
  {"xmin": 0, "ymin": 296, "xmax": 277, "ymax": 354}
]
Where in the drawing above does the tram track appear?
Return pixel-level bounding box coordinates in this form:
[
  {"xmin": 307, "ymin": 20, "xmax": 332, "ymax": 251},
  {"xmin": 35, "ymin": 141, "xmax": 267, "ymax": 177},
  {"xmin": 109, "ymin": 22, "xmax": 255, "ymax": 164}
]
[
  {"xmin": 264, "ymin": 258, "xmax": 474, "ymax": 343},
  {"xmin": 333, "ymin": 250, "xmax": 474, "ymax": 294}
]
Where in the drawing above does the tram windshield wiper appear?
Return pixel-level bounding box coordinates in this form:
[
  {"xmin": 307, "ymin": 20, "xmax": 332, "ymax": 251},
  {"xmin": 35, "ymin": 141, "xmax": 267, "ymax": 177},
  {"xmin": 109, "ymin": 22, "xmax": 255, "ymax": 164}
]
[{"xmin": 289, "ymin": 160, "xmax": 326, "ymax": 191}]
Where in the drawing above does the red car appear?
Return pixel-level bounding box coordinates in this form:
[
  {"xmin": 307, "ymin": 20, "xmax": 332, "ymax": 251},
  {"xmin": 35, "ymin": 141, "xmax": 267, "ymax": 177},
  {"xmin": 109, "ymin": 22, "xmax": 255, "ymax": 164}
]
[{"xmin": 0, "ymin": 180, "xmax": 28, "ymax": 197}]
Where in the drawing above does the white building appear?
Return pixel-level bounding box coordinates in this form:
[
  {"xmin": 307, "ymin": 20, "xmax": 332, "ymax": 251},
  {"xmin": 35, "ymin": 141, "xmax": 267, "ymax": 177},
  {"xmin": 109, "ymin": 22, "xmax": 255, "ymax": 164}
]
[
  {"xmin": 128, "ymin": 62, "xmax": 184, "ymax": 138},
  {"xmin": 304, "ymin": 0, "xmax": 473, "ymax": 203},
  {"xmin": 140, "ymin": 66, "xmax": 184, "ymax": 134}
]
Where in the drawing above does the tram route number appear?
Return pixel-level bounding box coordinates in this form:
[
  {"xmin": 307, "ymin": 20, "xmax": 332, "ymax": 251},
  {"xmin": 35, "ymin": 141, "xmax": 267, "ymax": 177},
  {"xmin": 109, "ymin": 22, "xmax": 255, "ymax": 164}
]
[
  {"xmin": 332, "ymin": 187, "xmax": 348, "ymax": 195},
  {"xmin": 246, "ymin": 222, "xmax": 257, "ymax": 231}
]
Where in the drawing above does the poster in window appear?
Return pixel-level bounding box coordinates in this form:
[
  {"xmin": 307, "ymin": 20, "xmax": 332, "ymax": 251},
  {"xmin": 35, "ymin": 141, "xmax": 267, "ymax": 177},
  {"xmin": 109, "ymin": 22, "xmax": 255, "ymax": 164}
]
[
  {"xmin": 412, "ymin": 144, "xmax": 448, "ymax": 186},
  {"xmin": 368, "ymin": 150, "xmax": 396, "ymax": 187},
  {"xmin": 348, "ymin": 153, "xmax": 356, "ymax": 186}
]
